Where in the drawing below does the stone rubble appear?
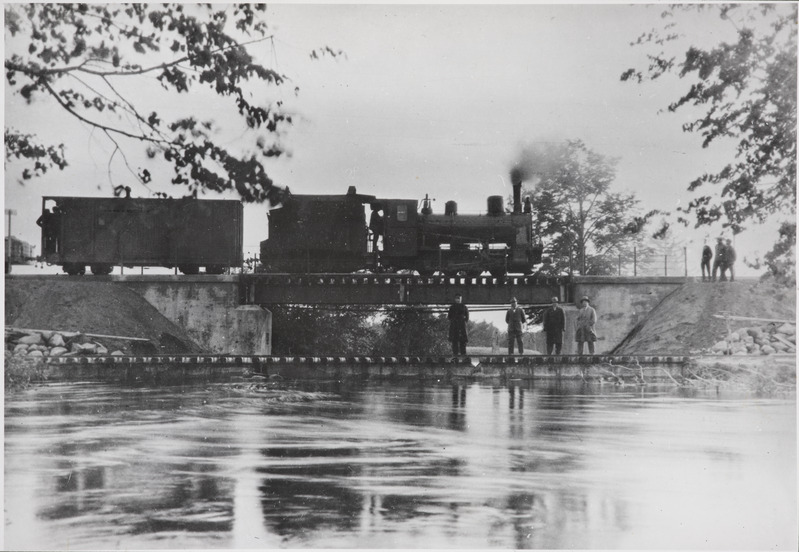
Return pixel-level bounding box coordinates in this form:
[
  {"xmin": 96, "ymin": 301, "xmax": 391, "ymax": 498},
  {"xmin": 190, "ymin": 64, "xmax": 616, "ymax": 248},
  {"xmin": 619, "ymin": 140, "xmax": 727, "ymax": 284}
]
[
  {"xmin": 708, "ymin": 322, "xmax": 796, "ymax": 356},
  {"xmin": 5, "ymin": 329, "xmax": 125, "ymax": 359}
]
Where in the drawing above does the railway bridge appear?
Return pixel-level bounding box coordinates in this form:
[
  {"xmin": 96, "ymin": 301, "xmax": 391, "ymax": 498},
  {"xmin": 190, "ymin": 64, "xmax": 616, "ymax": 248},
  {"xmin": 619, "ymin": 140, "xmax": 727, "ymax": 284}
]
[{"xmin": 7, "ymin": 273, "xmax": 689, "ymax": 356}]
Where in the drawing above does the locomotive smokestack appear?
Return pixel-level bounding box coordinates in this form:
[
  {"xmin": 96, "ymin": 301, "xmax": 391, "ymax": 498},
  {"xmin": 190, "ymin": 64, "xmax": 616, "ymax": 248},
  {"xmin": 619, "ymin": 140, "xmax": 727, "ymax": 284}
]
[{"xmin": 510, "ymin": 167, "xmax": 523, "ymax": 214}]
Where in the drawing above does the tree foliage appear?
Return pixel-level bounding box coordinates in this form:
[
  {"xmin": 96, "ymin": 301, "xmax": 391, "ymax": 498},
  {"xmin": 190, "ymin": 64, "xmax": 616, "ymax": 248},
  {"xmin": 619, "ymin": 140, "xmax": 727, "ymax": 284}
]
[
  {"xmin": 374, "ymin": 309, "xmax": 450, "ymax": 356},
  {"xmin": 4, "ymin": 3, "xmax": 327, "ymax": 202},
  {"xmin": 513, "ymin": 140, "xmax": 660, "ymax": 275},
  {"xmin": 621, "ymin": 4, "xmax": 796, "ymax": 269},
  {"xmin": 270, "ymin": 306, "xmax": 378, "ymax": 356}
]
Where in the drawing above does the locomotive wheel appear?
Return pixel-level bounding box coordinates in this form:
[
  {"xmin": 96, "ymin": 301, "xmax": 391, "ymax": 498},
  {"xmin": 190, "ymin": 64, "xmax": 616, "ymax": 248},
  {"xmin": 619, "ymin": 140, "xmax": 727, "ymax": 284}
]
[
  {"xmin": 90, "ymin": 264, "xmax": 113, "ymax": 275},
  {"xmin": 178, "ymin": 264, "xmax": 200, "ymax": 275},
  {"xmin": 63, "ymin": 263, "xmax": 86, "ymax": 276},
  {"xmin": 205, "ymin": 265, "xmax": 225, "ymax": 275}
]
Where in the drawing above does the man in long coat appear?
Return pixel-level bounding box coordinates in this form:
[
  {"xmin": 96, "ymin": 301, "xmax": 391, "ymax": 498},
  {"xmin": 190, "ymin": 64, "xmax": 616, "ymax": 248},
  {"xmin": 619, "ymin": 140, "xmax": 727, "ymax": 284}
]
[
  {"xmin": 542, "ymin": 296, "xmax": 565, "ymax": 355},
  {"xmin": 575, "ymin": 296, "xmax": 597, "ymax": 355},
  {"xmin": 505, "ymin": 297, "xmax": 526, "ymax": 355},
  {"xmin": 447, "ymin": 293, "xmax": 469, "ymax": 355},
  {"xmin": 712, "ymin": 237, "xmax": 727, "ymax": 282}
]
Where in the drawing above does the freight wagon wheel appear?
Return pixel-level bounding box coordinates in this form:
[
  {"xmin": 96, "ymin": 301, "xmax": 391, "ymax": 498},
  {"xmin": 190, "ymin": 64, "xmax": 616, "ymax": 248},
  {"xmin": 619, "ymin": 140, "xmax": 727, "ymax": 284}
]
[
  {"xmin": 178, "ymin": 264, "xmax": 200, "ymax": 275},
  {"xmin": 205, "ymin": 265, "xmax": 225, "ymax": 275},
  {"xmin": 63, "ymin": 263, "xmax": 85, "ymax": 276},
  {"xmin": 90, "ymin": 264, "xmax": 113, "ymax": 275}
]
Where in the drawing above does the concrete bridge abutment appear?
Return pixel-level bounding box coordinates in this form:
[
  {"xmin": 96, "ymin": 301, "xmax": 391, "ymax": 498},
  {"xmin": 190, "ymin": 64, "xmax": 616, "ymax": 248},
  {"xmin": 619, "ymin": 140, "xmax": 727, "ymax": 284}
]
[
  {"xmin": 568, "ymin": 276, "xmax": 688, "ymax": 354},
  {"xmin": 116, "ymin": 275, "xmax": 272, "ymax": 355}
]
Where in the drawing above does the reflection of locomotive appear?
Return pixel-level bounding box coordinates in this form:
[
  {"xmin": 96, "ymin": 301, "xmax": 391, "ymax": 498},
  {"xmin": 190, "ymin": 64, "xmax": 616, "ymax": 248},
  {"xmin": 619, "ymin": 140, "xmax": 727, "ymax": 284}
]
[
  {"xmin": 39, "ymin": 196, "xmax": 243, "ymax": 275},
  {"xmin": 260, "ymin": 186, "xmax": 543, "ymax": 277}
]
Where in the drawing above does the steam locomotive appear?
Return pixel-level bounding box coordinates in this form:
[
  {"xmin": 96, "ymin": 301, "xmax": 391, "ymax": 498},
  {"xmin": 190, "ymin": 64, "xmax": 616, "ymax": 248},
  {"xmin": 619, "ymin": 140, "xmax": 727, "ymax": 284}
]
[
  {"xmin": 260, "ymin": 186, "xmax": 542, "ymax": 277},
  {"xmin": 38, "ymin": 182, "xmax": 543, "ymax": 277}
]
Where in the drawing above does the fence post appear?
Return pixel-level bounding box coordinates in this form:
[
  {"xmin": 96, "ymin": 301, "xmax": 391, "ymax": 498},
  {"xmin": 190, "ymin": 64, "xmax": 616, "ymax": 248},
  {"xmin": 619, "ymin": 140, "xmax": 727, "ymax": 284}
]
[
  {"xmin": 664, "ymin": 254, "xmax": 668, "ymax": 276},
  {"xmin": 634, "ymin": 247, "xmax": 637, "ymax": 277}
]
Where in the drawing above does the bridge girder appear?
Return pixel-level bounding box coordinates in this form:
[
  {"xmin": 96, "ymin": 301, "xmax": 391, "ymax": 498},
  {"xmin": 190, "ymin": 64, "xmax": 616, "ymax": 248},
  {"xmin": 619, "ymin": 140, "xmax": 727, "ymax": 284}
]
[{"xmin": 240, "ymin": 274, "xmax": 571, "ymax": 306}]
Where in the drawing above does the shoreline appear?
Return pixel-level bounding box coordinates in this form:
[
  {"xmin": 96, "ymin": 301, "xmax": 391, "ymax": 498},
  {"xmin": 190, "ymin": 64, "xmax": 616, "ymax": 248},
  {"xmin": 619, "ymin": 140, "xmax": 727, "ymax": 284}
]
[{"xmin": 6, "ymin": 353, "xmax": 795, "ymax": 395}]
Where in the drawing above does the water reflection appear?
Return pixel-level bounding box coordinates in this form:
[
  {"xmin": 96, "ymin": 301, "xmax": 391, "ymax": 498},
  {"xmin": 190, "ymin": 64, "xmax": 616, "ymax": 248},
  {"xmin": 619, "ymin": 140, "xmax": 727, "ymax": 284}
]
[{"xmin": 4, "ymin": 379, "xmax": 796, "ymax": 549}]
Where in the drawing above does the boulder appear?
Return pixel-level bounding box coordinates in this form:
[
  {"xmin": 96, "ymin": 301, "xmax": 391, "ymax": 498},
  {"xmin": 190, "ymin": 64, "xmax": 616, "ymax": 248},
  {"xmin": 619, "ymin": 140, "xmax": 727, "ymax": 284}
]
[
  {"xmin": 727, "ymin": 332, "xmax": 741, "ymax": 342},
  {"xmin": 94, "ymin": 343, "xmax": 109, "ymax": 355},
  {"xmin": 70, "ymin": 342, "xmax": 99, "ymax": 354},
  {"xmin": 711, "ymin": 340, "xmax": 729, "ymax": 353},
  {"xmin": 76, "ymin": 343, "xmax": 98, "ymax": 354},
  {"xmin": 761, "ymin": 344, "xmax": 777, "ymax": 355},
  {"xmin": 18, "ymin": 333, "xmax": 43, "ymax": 345},
  {"xmin": 49, "ymin": 347, "xmax": 69, "ymax": 357},
  {"xmin": 110, "ymin": 350, "xmax": 125, "ymax": 356},
  {"xmin": 746, "ymin": 328, "xmax": 763, "ymax": 338},
  {"xmin": 48, "ymin": 333, "xmax": 66, "ymax": 347},
  {"xmin": 776, "ymin": 323, "xmax": 795, "ymax": 335},
  {"xmin": 730, "ymin": 342, "xmax": 748, "ymax": 354},
  {"xmin": 746, "ymin": 343, "xmax": 761, "ymax": 354},
  {"xmin": 27, "ymin": 349, "xmax": 44, "ymax": 358},
  {"xmin": 39, "ymin": 330, "xmax": 53, "ymax": 341},
  {"xmin": 742, "ymin": 335, "xmax": 754, "ymax": 344},
  {"xmin": 13, "ymin": 343, "xmax": 29, "ymax": 353}
]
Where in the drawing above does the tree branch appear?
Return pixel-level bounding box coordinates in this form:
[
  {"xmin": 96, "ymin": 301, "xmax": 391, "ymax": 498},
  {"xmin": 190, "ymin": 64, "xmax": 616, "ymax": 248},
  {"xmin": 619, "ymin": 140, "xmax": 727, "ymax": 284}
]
[{"xmin": 40, "ymin": 78, "xmax": 176, "ymax": 145}]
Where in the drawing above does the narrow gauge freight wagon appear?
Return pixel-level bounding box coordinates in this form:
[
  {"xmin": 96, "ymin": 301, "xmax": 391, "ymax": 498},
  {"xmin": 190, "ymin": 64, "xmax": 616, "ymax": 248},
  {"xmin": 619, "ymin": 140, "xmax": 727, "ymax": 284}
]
[
  {"xmin": 39, "ymin": 196, "xmax": 243, "ymax": 275},
  {"xmin": 5, "ymin": 236, "xmax": 35, "ymax": 264}
]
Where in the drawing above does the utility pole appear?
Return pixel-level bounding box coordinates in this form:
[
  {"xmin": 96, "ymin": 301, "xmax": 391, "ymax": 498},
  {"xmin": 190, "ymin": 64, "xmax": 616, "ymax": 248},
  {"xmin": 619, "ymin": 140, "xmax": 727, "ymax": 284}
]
[{"xmin": 5, "ymin": 208, "xmax": 16, "ymax": 274}]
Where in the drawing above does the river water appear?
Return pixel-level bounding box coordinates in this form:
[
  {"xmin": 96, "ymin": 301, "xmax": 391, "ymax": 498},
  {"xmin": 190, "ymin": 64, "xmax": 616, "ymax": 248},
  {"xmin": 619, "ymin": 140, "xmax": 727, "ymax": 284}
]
[{"xmin": 4, "ymin": 379, "xmax": 796, "ymax": 550}]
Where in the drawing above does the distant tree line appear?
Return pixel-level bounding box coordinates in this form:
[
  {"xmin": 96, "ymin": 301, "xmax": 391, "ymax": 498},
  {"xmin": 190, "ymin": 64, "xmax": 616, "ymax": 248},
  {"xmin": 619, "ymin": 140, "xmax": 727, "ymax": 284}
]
[{"xmin": 270, "ymin": 307, "xmax": 503, "ymax": 356}]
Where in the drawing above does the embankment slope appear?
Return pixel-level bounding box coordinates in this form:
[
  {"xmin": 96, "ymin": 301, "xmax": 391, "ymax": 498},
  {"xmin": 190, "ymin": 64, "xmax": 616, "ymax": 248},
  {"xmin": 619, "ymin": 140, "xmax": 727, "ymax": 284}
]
[
  {"xmin": 5, "ymin": 279, "xmax": 203, "ymax": 354},
  {"xmin": 613, "ymin": 280, "xmax": 796, "ymax": 355}
]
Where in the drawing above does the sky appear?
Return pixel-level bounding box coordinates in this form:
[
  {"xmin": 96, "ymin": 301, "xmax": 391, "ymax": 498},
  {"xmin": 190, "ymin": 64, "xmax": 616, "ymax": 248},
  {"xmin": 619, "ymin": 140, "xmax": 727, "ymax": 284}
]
[{"xmin": 4, "ymin": 2, "xmax": 795, "ymax": 285}]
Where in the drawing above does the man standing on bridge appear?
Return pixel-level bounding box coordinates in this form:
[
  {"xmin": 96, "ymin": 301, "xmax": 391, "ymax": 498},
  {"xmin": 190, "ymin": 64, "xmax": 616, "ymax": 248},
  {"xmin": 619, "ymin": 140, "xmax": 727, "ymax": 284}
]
[
  {"xmin": 505, "ymin": 298, "xmax": 527, "ymax": 355},
  {"xmin": 575, "ymin": 296, "xmax": 597, "ymax": 355},
  {"xmin": 447, "ymin": 293, "xmax": 469, "ymax": 356},
  {"xmin": 542, "ymin": 296, "xmax": 565, "ymax": 355}
]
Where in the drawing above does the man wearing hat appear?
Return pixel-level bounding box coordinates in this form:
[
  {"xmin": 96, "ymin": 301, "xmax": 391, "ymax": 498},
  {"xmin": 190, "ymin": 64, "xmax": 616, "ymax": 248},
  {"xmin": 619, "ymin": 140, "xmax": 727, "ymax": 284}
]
[
  {"xmin": 505, "ymin": 297, "xmax": 526, "ymax": 355},
  {"xmin": 447, "ymin": 293, "xmax": 469, "ymax": 356},
  {"xmin": 542, "ymin": 296, "xmax": 566, "ymax": 355},
  {"xmin": 575, "ymin": 296, "xmax": 597, "ymax": 355},
  {"xmin": 712, "ymin": 236, "xmax": 727, "ymax": 282}
]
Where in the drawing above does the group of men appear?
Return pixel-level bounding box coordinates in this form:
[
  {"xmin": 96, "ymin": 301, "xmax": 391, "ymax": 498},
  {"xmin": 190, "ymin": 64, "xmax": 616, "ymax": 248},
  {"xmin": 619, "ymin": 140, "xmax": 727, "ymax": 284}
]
[
  {"xmin": 447, "ymin": 295, "xmax": 598, "ymax": 356},
  {"xmin": 701, "ymin": 237, "xmax": 737, "ymax": 282}
]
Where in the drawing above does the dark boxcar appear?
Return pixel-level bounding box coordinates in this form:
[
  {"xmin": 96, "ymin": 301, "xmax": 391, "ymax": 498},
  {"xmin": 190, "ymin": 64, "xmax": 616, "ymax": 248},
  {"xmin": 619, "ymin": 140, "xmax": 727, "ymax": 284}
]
[
  {"xmin": 259, "ymin": 188, "xmax": 375, "ymax": 273},
  {"xmin": 40, "ymin": 196, "xmax": 243, "ymax": 275}
]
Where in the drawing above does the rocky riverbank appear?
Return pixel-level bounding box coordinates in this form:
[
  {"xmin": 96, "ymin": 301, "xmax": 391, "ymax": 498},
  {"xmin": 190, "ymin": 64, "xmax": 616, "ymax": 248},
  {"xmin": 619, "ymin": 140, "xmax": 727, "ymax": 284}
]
[
  {"xmin": 613, "ymin": 280, "xmax": 796, "ymax": 356},
  {"xmin": 5, "ymin": 278, "xmax": 204, "ymax": 388}
]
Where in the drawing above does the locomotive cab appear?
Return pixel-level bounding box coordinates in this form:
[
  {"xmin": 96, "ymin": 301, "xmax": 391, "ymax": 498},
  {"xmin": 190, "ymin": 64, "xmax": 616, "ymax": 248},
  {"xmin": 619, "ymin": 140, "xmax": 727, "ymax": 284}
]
[{"xmin": 380, "ymin": 199, "xmax": 418, "ymax": 258}]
